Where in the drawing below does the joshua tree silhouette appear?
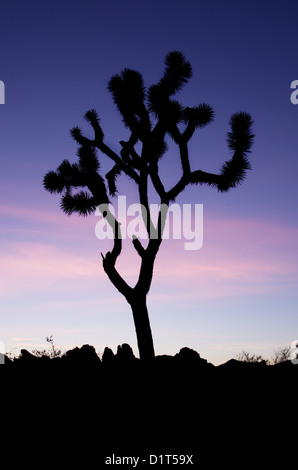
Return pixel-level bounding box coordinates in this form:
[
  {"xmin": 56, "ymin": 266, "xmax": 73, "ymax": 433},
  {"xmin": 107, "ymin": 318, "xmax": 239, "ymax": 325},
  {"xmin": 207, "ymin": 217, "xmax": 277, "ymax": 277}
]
[{"xmin": 43, "ymin": 51, "xmax": 254, "ymax": 360}]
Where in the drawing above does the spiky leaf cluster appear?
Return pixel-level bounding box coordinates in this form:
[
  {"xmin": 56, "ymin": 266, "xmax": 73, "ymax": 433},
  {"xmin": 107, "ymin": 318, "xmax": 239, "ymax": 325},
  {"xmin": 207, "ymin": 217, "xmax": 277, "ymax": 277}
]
[
  {"xmin": 84, "ymin": 109, "xmax": 104, "ymax": 141},
  {"xmin": 217, "ymin": 154, "xmax": 251, "ymax": 191},
  {"xmin": 190, "ymin": 111, "xmax": 254, "ymax": 192},
  {"xmin": 107, "ymin": 52, "xmax": 195, "ymax": 148},
  {"xmin": 43, "ymin": 159, "xmax": 83, "ymax": 194},
  {"xmin": 181, "ymin": 104, "xmax": 214, "ymax": 141},
  {"xmin": 153, "ymin": 51, "xmax": 192, "ymax": 96},
  {"xmin": 43, "ymin": 146, "xmax": 108, "ymax": 216},
  {"xmin": 77, "ymin": 146, "xmax": 100, "ymax": 173},
  {"xmin": 44, "ymin": 51, "xmax": 254, "ymax": 221},
  {"xmin": 108, "ymin": 69, "xmax": 150, "ymax": 139},
  {"xmin": 60, "ymin": 191, "xmax": 99, "ymax": 216},
  {"xmin": 147, "ymin": 52, "xmax": 192, "ymax": 128},
  {"xmin": 227, "ymin": 112, "xmax": 254, "ymax": 155},
  {"xmin": 216, "ymin": 112, "xmax": 254, "ymax": 191}
]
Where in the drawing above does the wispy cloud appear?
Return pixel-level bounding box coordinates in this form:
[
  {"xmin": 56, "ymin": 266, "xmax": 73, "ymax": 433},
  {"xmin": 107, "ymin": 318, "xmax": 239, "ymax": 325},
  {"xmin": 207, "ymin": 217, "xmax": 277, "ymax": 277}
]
[
  {"xmin": 0, "ymin": 203, "xmax": 64, "ymax": 224},
  {"xmin": 0, "ymin": 241, "xmax": 104, "ymax": 298},
  {"xmin": 1, "ymin": 203, "xmax": 297, "ymax": 303},
  {"xmin": 0, "ymin": 203, "xmax": 97, "ymax": 235},
  {"xmin": 149, "ymin": 215, "xmax": 298, "ymax": 299}
]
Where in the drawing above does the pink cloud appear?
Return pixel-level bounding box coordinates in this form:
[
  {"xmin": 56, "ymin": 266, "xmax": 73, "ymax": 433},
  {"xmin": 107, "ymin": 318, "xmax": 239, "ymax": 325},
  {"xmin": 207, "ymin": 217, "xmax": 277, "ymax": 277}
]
[
  {"xmin": 0, "ymin": 203, "xmax": 62, "ymax": 223},
  {"xmin": 147, "ymin": 215, "xmax": 298, "ymax": 299},
  {"xmin": 0, "ymin": 241, "xmax": 105, "ymax": 298},
  {"xmin": 0, "ymin": 203, "xmax": 97, "ymax": 231},
  {"xmin": 1, "ymin": 202, "xmax": 297, "ymax": 302}
]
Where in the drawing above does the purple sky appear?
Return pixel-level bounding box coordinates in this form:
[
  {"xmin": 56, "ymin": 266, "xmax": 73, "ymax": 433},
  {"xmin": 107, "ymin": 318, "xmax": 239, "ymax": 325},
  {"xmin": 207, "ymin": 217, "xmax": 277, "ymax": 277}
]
[{"xmin": 0, "ymin": 0, "xmax": 297, "ymax": 364}]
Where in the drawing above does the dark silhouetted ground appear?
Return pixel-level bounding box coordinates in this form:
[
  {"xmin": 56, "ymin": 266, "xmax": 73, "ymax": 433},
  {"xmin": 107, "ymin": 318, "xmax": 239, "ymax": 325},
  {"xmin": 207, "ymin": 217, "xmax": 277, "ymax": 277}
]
[{"xmin": 1, "ymin": 345, "xmax": 296, "ymax": 467}]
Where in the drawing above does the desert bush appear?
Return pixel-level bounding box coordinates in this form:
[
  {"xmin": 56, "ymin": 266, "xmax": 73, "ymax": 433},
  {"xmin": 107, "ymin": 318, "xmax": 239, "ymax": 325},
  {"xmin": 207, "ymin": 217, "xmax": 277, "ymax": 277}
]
[
  {"xmin": 235, "ymin": 350, "xmax": 267, "ymax": 364},
  {"xmin": 270, "ymin": 345, "xmax": 291, "ymax": 365}
]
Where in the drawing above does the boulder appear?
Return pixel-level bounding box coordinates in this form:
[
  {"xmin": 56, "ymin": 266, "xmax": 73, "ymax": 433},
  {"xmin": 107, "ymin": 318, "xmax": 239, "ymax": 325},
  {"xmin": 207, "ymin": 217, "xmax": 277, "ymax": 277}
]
[
  {"xmin": 175, "ymin": 347, "xmax": 202, "ymax": 362},
  {"xmin": 102, "ymin": 347, "xmax": 115, "ymax": 364},
  {"xmin": 20, "ymin": 349, "xmax": 39, "ymax": 361},
  {"xmin": 64, "ymin": 344, "xmax": 101, "ymax": 365},
  {"xmin": 116, "ymin": 343, "xmax": 136, "ymax": 362},
  {"xmin": 174, "ymin": 347, "xmax": 214, "ymax": 369}
]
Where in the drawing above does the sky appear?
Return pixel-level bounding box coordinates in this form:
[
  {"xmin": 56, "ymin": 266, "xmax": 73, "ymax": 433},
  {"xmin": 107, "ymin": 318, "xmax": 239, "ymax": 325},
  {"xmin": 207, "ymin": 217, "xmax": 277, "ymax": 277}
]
[{"xmin": 0, "ymin": 0, "xmax": 297, "ymax": 365}]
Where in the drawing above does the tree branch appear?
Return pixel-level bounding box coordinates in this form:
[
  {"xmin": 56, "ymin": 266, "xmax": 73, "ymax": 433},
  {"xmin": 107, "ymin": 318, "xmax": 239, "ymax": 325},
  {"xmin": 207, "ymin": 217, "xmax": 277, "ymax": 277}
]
[
  {"xmin": 134, "ymin": 208, "xmax": 167, "ymax": 296},
  {"xmin": 138, "ymin": 165, "xmax": 156, "ymax": 237},
  {"xmin": 101, "ymin": 252, "xmax": 132, "ymax": 300},
  {"xmin": 71, "ymin": 125, "xmax": 140, "ymax": 185},
  {"xmin": 120, "ymin": 140, "xmax": 142, "ymax": 170},
  {"xmin": 148, "ymin": 161, "xmax": 167, "ymax": 200},
  {"xmin": 166, "ymin": 173, "xmax": 190, "ymax": 201},
  {"xmin": 97, "ymin": 206, "xmax": 133, "ymax": 300},
  {"xmin": 95, "ymin": 141, "xmax": 140, "ymax": 184},
  {"xmin": 132, "ymin": 236, "xmax": 145, "ymax": 257},
  {"xmin": 178, "ymin": 139, "xmax": 190, "ymax": 175},
  {"xmin": 189, "ymin": 169, "xmax": 219, "ymax": 187},
  {"xmin": 190, "ymin": 149, "xmax": 251, "ymax": 192}
]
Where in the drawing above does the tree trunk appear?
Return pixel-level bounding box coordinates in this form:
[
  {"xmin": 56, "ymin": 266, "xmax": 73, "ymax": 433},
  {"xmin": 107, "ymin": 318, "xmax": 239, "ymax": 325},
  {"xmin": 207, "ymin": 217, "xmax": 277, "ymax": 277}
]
[
  {"xmin": 129, "ymin": 294, "xmax": 155, "ymax": 361},
  {"xmin": 101, "ymin": 210, "xmax": 160, "ymax": 361}
]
